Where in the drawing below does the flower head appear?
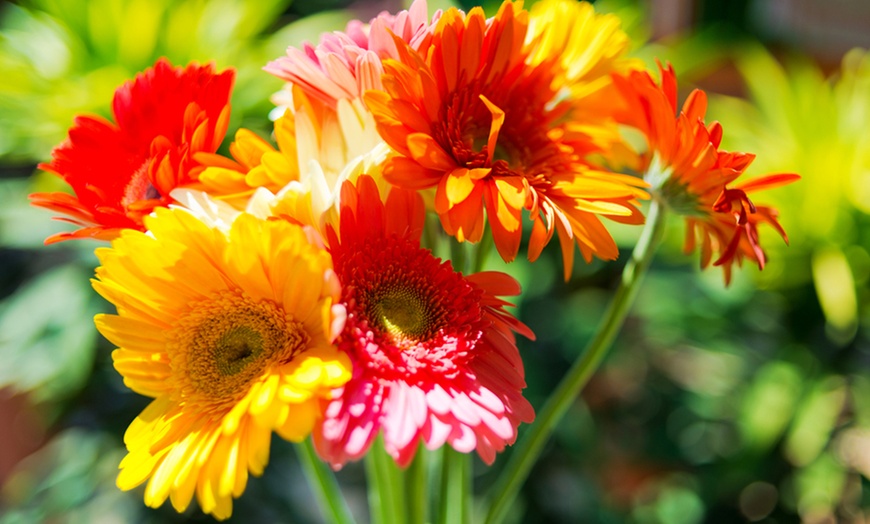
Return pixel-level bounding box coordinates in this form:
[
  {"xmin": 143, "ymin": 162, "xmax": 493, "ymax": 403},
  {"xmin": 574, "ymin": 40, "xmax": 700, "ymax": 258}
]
[
  {"xmin": 195, "ymin": 88, "xmax": 390, "ymax": 236},
  {"xmin": 93, "ymin": 208, "xmax": 350, "ymax": 519},
  {"xmin": 527, "ymin": 0, "xmax": 639, "ymax": 100},
  {"xmin": 612, "ymin": 64, "xmax": 799, "ymax": 283},
  {"xmin": 314, "ymin": 176, "xmax": 534, "ymax": 468},
  {"xmin": 364, "ymin": 2, "xmax": 646, "ymax": 279},
  {"xmin": 264, "ymin": 0, "xmax": 436, "ymax": 109},
  {"xmin": 30, "ymin": 58, "xmax": 234, "ymax": 243}
]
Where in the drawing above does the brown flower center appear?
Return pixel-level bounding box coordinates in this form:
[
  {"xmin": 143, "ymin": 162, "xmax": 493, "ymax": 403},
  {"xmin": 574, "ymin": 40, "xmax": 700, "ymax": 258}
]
[{"xmin": 168, "ymin": 290, "xmax": 308, "ymax": 413}]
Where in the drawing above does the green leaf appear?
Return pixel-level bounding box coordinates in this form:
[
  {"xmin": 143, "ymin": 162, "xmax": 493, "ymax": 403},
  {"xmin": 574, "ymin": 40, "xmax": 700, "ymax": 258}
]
[
  {"xmin": 792, "ymin": 454, "xmax": 847, "ymax": 518},
  {"xmin": 0, "ymin": 428, "xmax": 135, "ymax": 523},
  {"xmin": 0, "ymin": 264, "xmax": 99, "ymax": 403}
]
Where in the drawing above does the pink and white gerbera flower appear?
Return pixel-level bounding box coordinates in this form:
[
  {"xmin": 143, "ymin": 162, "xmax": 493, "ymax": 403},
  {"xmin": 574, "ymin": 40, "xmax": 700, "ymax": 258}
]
[
  {"xmin": 315, "ymin": 175, "xmax": 535, "ymax": 467},
  {"xmin": 264, "ymin": 0, "xmax": 438, "ymax": 109}
]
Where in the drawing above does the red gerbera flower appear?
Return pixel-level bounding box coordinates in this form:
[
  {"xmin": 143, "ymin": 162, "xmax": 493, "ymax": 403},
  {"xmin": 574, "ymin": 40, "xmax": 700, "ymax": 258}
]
[
  {"xmin": 30, "ymin": 58, "xmax": 234, "ymax": 243},
  {"xmin": 314, "ymin": 176, "xmax": 535, "ymax": 468}
]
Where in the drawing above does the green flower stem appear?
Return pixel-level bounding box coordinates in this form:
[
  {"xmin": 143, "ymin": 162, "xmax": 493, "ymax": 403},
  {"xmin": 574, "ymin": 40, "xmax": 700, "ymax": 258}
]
[
  {"xmin": 450, "ymin": 236, "xmax": 470, "ymax": 274},
  {"xmin": 438, "ymin": 447, "xmax": 471, "ymax": 524},
  {"xmin": 473, "ymin": 228, "xmax": 494, "ymax": 273},
  {"xmin": 406, "ymin": 445, "xmax": 429, "ymax": 524},
  {"xmin": 366, "ymin": 437, "xmax": 407, "ymax": 524},
  {"xmin": 295, "ymin": 439, "xmax": 355, "ymax": 524},
  {"xmin": 484, "ymin": 199, "xmax": 669, "ymax": 524}
]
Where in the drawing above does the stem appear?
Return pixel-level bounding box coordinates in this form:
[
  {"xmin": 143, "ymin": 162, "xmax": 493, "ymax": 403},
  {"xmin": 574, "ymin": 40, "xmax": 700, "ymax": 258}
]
[
  {"xmin": 406, "ymin": 445, "xmax": 428, "ymax": 524},
  {"xmin": 438, "ymin": 447, "xmax": 470, "ymax": 524},
  {"xmin": 366, "ymin": 437, "xmax": 407, "ymax": 524},
  {"xmin": 472, "ymin": 227, "xmax": 494, "ymax": 273},
  {"xmin": 450, "ymin": 236, "xmax": 469, "ymax": 274},
  {"xmin": 295, "ymin": 439, "xmax": 355, "ymax": 524},
  {"xmin": 484, "ymin": 199, "xmax": 668, "ymax": 524},
  {"xmin": 422, "ymin": 211, "xmax": 441, "ymax": 254}
]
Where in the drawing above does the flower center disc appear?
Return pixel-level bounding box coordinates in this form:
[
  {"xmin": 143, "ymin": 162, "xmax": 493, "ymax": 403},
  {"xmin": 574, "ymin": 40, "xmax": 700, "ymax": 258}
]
[
  {"xmin": 122, "ymin": 160, "xmax": 161, "ymax": 208},
  {"xmin": 169, "ymin": 291, "xmax": 307, "ymax": 411},
  {"xmin": 214, "ymin": 325, "xmax": 264, "ymax": 376},
  {"xmin": 372, "ymin": 287, "xmax": 433, "ymax": 342}
]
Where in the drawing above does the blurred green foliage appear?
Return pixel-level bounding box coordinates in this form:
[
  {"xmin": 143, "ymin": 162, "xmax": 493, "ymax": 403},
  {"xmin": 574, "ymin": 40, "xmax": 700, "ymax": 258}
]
[
  {"xmin": 1, "ymin": 429, "xmax": 135, "ymax": 524},
  {"xmin": 708, "ymin": 46, "xmax": 870, "ymax": 345}
]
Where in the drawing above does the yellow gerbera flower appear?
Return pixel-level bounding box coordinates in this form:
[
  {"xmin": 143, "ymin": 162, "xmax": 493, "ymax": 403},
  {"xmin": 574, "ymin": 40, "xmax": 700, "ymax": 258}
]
[
  {"xmin": 527, "ymin": 0, "xmax": 644, "ymax": 164},
  {"xmin": 527, "ymin": 0, "xmax": 639, "ymax": 99},
  {"xmin": 92, "ymin": 208, "xmax": 351, "ymax": 519},
  {"xmin": 194, "ymin": 107, "xmax": 301, "ymax": 209}
]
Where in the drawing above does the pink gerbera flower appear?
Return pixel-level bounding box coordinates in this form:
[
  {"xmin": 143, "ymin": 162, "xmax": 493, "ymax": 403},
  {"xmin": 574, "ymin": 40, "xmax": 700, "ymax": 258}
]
[
  {"xmin": 264, "ymin": 0, "xmax": 437, "ymax": 108},
  {"xmin": 315, "ymin": 176, "xmax": 535, "ymax": 468}
]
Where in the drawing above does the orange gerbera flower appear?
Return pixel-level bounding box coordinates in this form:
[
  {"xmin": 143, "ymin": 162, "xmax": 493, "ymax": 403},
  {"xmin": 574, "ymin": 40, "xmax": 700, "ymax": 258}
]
[
  {"xmin": 193, "ymin": 107, "xmax": 300, "ymax": 209},
  {"xmin": 30, "ymin": 58, "xmax": 234, "ymax": 243},
  {"xmin": 364, "ymin": 2, "xmax": 646, "ymax": 279},
  {"xmin": 612, "ymin": 64, "xmax": 799, "ymax": 283}
]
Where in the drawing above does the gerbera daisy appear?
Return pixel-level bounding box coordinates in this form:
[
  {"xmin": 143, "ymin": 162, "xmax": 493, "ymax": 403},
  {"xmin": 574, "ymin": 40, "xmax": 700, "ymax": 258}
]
[
  {"xmin": 195, "ymin": 88, "xmax": 390, "ymax": 235},
  {"xmin": 527, "ymin": 0, "xmax": 639, "ymax": 101},
  {"xmin": 314, "ymin": 175, "xmax": 535, "ymax": 468},
  {"xmin": 93, "ymin": 208, "xmax": 351, "ymax": 519},
  {"xmin": 264, "ymin": 0, "xmax": 436, "ymax": 110},
  {"xmin": 364, "ymin": 2, "xmax": 647, "ymax": 279},
  {"xmin": 526, "ymin": 0, "xmax": 644, "ymax": 158},
  {"xmin": 30, "ymin": 58, "xmax": 234, "ymax": 243},
  {"xmin": 611, "ymin": 63, "xmax": 800, "ymax": 283}
]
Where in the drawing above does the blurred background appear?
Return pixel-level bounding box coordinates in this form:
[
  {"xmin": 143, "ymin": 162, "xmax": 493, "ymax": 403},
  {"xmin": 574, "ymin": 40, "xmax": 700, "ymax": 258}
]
[{"xmin": 0, "ymin": 0, "xmax": 868, "ymax": 522}]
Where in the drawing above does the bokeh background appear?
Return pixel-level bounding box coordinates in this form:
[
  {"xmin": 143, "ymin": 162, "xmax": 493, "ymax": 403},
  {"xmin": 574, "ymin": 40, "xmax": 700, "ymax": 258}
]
[{"xmin": 1, "ymin": 0, "xmax": 868, "ymax": 522}]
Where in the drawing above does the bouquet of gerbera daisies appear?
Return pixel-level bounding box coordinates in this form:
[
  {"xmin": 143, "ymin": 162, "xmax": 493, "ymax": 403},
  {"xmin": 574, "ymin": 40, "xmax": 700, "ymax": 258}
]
[{"xmin": 29, "ymin": 0, "xmax": 798, "ymax": 521}]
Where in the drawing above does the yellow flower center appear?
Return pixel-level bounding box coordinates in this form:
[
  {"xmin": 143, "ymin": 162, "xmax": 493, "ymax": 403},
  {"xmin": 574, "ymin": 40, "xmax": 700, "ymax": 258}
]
[
  {"xmin": 370, "ymin": 286, "xmax": 438, "ymax": 344},
  {"xmin": 213, "ymin": 325, "xmax": 264, "ymax": 376},
  {"xmin": 168, "ymin": 290, "xmax": 308, "ymax": 412}
]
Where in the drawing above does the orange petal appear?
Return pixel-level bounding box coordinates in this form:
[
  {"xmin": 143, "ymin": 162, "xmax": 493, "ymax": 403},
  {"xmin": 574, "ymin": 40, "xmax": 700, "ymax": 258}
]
[
  {"xmin": 407, "ymin": 133, "xmax": 456, "ymax": 171},
  {"xmin": 681, "ymin": 89, "xmax": 707, "ymax": 123},
  {"xmin": 493, "ymin": 176, "xmax": 526, "ymax": 210},
  {"xmin": 383, "ymin": 157, "xmax": 443, "ymax": 190},
  {"xmin": 445, "ymin": 183, "xmax": 486, "ymax": 243},
  {"xmin": 555, "ymin": 220, "xmax": 576, "ymax": 281},
  {"xmin": 484, "ymin": 181, "xmax": 522, "ymax": 263},
  {"xmin": 479, "ymin": 95, "xmax": 505, "ymax": 165},
  {"xmin": 734, "ymin": 173, "xmax": 801, "ymax": 193},
  {"xmin": 446, "ymin": 167, "xmax": 484, "ymax": 204}
]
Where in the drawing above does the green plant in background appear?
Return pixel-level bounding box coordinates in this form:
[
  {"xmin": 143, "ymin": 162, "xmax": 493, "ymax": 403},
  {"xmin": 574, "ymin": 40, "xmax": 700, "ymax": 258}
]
[
  {"xmin": 601, "ymin": 44, "xmax": 870, "ymax": 522},
  {"xmin": 708, "ymin": 45, "xmax": 870, "ymax": 344}
]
